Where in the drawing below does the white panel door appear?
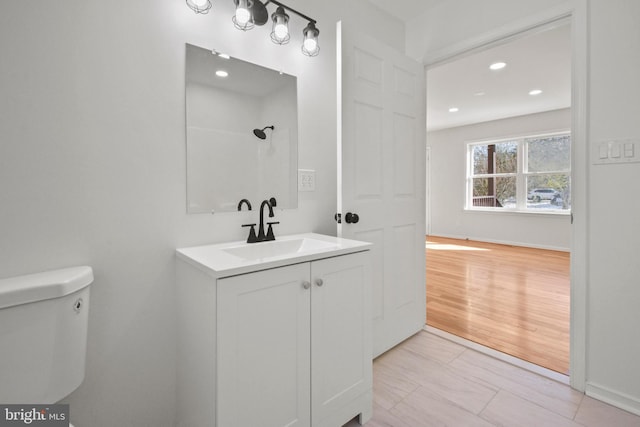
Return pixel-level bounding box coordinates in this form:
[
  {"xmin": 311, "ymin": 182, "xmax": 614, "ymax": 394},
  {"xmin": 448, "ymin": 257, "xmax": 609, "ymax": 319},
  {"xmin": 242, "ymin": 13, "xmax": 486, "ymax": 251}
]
[
  {"xmin": 217, "ymin": 263, "xmax": 311, "ymax": 427},
  {"xmin": 338, "ymin": 23, "xmax": 426, "ymax": 357},
  {"xmin": 310, "ymin": 252, "xmax": 372, "ymax": 426}
]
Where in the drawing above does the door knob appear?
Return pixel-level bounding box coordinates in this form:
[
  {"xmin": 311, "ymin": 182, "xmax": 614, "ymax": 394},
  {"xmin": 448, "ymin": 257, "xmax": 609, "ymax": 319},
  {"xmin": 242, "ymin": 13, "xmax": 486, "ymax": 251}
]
[
  {"xmin": 345, "ymin": 212, "xmax": 359, "ymax": 224},
  {"xmin": 315, "ymin": 279, "xmax": 324, "ymax": 287},
  {"xmin": 302, "ymin": 281, "xmax": 311, "ymax": 290}
]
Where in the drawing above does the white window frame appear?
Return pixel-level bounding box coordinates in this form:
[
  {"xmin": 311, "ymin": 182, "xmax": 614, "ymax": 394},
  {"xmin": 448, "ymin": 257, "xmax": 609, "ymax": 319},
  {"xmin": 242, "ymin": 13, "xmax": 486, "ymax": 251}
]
[{"xmin": 466, "ymin": 131, "xmax": 571, "ymax": 214}]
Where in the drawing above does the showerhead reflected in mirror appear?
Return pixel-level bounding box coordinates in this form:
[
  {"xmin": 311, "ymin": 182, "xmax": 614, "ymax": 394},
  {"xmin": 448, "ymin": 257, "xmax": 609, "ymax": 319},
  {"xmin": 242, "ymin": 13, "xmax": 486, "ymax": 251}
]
[
  {"xmin": 253, "ymin": 125, "xmax": 274, "ymax": 140},
  {"xmin": 185, "ymin": 44, "xmax": 298, "ymax": 213}
]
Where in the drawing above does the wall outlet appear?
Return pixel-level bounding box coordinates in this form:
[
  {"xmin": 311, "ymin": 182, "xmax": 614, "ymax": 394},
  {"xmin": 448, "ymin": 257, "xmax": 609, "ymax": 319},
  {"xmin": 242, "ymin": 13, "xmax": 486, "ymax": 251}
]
[{"xmin": 298, "ymin": 169, "xmax": 316, "ymax": 192}]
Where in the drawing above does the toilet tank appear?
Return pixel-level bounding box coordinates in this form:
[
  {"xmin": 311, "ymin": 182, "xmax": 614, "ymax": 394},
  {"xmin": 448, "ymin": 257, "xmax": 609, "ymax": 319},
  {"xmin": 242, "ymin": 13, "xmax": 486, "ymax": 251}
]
[{"xmin": 0, "ymin": 266, "xmax": 93, "ymax": 404}]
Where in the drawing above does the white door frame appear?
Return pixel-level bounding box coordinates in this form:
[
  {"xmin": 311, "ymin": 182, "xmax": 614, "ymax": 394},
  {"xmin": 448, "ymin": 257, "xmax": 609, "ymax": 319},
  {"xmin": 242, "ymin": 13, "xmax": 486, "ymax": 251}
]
[
  {"xmin": 423, "ymin": 1, "xmax": 588, "ymax": 392},
  {"xmin": 425, "ymin": 146, "xmax": 431, "ymax": 236}
]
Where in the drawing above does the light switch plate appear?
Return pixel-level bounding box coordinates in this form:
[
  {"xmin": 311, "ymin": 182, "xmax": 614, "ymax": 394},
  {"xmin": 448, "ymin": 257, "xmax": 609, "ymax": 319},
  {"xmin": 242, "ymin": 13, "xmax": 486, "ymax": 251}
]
[
  {"xmin": 593, "ymin": 139, "xmax": 640, "ymax": 165},
  {"xmin": 298, "ymin": 169, "xmax": 316, "ymax": 192}
]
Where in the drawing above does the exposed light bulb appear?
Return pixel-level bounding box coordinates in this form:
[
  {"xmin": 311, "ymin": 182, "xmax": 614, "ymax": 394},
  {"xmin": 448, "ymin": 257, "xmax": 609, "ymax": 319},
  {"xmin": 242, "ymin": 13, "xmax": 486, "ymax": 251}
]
[
  {"xmin": 274, "ymin": 23, "xmax": 288, "ymax": 40},
  {"xmin": 301, "ymin": 21, "xmax": 320, "ymax": 56},
  {"xmin": 235, "ymin": 7, "xmax": 250, "ymax": 25},
  {"xmin": 186, "ymin": 0, "xmax": 211, "ymax": 14},
  {"xmin": 303, "ymin": 38, "xmax": 317, "ymax": 52},
  {"xmin": 270, "ymin": 7, "xmax": 290, "ymax": 45}
]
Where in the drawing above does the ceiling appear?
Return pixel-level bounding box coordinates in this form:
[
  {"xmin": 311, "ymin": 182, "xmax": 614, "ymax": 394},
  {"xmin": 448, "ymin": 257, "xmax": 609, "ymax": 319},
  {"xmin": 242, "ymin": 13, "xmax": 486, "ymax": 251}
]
[
  {"xmin": 186, "ymin": 44, "xmax": 293, "ymax": 98},
  {"xmin": 366, "ymin": 0, "xmax": 445, "ymax": 22},
  {"xmin": 363, "ymin": 0, "xmax": 571, "ymax": 132},
  {"xmin": 426, "ymin": 23, "xmax": 571, "ymax": 131}
]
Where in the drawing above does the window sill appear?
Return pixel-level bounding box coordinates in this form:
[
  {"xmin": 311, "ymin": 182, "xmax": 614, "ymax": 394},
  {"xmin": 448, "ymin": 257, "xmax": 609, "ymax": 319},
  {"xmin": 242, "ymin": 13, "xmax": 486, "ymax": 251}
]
[{"xmin": 464, "ymin": 207, "xmax": 571, "ymax": 217}]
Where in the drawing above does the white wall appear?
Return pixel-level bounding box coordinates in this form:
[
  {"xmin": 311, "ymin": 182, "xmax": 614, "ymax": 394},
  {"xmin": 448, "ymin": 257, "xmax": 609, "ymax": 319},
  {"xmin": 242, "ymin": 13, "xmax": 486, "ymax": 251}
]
[
  {"xmin": 406, "ymin": 0, "xmax": 573, "ymax": 63},
  {"xmin": 186, "ymin": 81, "xmax": 297, "ymax": 212},
  {"xmin": 586, "ymin": 0, "xmax": 640, "ymax": 413},
  {"xmin": 186, "ymin": 83, "xmax": 260, "ymax": 211},
  {"xmin": 411, "ymin": 0, "xmax": 640, "ymax": 415},
  {"xmin": 0, "ymin": 1, "xmax": 404, "ymax": 426},
  {"xmin": 428, "ymin": 109, "xmax": 572, "ymax": 250},
  {"xmin": 259, "ymin": 82, "xmax": 299, "ymax": 209}
]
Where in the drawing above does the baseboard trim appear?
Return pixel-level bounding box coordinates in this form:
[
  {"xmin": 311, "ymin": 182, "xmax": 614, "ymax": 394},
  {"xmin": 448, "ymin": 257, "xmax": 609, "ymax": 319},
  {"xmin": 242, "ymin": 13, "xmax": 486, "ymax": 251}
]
[
  {"xmin": 426, "ymin": 233, "xmax": 570, "ymax": 252},
  {"xmin": 424, "ymin": 326, "xmax": 570, "ymax": 385},
  {"xmin": 586, "ymin": 382, "xmax": 640, "ymax": 417}
]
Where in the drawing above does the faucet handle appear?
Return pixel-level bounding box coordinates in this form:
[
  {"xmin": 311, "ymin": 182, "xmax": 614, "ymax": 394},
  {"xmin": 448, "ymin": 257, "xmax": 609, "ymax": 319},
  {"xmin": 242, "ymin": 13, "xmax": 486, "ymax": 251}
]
[
  {"xmin": 266, "ymin": 221, "xmax": 279, "ymax": 241},
  {"xmin": 242, "ymin": 223, "xmax": 258, "ymax": 243},
  {"xmin": 237, "ymin": 198, "xmax": 252, "ymax": 211}
]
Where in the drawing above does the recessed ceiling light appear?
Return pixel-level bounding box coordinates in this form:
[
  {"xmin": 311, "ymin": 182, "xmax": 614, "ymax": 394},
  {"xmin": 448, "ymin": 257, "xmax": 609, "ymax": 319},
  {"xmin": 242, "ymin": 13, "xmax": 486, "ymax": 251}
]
[
  {"xmin": 474, "ymin": 91, "xmax": 486, "ymax": 97},
  {"xmin": 489, "ymin": 62, "xmax": 507, "ymax": 71},
  {"xmin": 529, "ymin": 89, "xmax": 543, "ymax": 96},
  {"xmin": 218, "ymin": 53, "xmax": 230, "ymax": 59},
  {"xmin": 215, "ymin": 70, "xmax": 229, "ymax": 77},
  {"xmin": 449, "ymin": 107, "xmax": 459, "ymax": 113}
]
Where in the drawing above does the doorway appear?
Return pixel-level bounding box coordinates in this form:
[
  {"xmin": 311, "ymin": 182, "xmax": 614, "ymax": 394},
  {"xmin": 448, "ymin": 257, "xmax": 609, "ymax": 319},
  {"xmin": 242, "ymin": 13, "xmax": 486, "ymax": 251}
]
[{"xmin": 424, "ymin": 20, "xmax": 573, "ymax": 375}]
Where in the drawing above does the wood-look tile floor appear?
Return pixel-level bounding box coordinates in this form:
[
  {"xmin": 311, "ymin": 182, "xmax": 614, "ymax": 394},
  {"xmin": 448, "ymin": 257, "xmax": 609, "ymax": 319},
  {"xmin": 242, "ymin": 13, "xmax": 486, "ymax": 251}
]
[
  {"xmin": 344, "ymin": 331, "xmax": 640, "ymax": 427},
  {"xmin": 425, "ymin": 236, "xmax": 570, "ymax": 374}
]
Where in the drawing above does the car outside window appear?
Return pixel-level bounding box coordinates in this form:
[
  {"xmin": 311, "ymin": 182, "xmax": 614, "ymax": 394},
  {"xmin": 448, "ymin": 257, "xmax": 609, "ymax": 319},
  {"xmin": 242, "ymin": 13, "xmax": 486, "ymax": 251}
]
[{"xmin": 467, "ymin": 133, "xmax": 570, "ymax": 213}]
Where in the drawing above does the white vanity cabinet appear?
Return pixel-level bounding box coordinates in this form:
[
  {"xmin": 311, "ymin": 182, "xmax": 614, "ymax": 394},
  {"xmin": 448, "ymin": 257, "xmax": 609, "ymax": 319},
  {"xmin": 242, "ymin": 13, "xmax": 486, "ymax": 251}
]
[
  {"xmin": 218, "ymin": 252, "xmax": 371, "ymax": 427},
  {"xmin": 176, "ymin": 234, "xmax": 372, "ymax": 427},
  {"xmin": 217, "ymin": 263, "xmax": 312, "ymax": 427}
]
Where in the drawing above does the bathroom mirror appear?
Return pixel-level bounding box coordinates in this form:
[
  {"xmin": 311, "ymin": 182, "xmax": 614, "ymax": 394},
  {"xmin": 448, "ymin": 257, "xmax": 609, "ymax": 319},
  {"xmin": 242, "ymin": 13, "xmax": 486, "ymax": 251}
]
[{"xmin": 185, "ymin": 43, "xmax": 298, "ymax": 213}]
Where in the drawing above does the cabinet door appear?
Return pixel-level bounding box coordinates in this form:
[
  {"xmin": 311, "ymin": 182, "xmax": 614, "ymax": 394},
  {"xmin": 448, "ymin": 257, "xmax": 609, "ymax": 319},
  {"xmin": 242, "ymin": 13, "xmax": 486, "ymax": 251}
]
[
  {"xmin": 217, "ymin": 263, "xmax": 311, "ymax": 427},
  {"xmin": 311, "ymin": 252, "xmax": 372, "ymax": 426}
]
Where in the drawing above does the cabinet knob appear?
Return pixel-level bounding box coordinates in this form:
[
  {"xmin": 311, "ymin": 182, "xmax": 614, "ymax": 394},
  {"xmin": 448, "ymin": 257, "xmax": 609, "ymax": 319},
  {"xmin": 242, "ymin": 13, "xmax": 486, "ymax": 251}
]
[
  {"xmin": 302, "ymin": 281, "xmax": 311, "ymax": 290},
  {"xmin": 315, "ymin": 279, "xmax": 324, "ymax": 287}
]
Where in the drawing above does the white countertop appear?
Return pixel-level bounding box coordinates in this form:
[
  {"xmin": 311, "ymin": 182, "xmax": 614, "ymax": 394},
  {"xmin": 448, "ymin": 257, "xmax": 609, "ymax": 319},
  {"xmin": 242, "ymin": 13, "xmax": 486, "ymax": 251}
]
[{"xmin": 176, "ymin": 233, "xmax": 372, "ymax": 278}]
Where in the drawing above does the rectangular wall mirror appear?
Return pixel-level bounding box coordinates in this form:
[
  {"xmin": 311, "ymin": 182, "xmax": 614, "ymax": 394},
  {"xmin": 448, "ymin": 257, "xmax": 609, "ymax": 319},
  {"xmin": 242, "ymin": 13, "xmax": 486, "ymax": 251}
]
[{"xmin": 185, "ymin": 43, "xmax": 298, "ymax": 213}]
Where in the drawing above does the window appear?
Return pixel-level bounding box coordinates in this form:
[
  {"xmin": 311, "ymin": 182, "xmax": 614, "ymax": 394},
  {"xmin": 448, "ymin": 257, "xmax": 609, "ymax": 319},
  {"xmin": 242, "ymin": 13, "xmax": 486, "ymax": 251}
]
[{"xmin": 467, "ymin": 132, "xmax": 570, "ymax": 212}]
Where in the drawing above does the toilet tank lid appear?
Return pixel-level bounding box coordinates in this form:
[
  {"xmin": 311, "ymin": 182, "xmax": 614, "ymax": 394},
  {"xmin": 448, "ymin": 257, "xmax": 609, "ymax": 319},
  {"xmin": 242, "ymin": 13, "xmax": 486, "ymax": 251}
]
[{"xmin": 0, "ymin": 266, "xmax": 93, "ymax": 310}]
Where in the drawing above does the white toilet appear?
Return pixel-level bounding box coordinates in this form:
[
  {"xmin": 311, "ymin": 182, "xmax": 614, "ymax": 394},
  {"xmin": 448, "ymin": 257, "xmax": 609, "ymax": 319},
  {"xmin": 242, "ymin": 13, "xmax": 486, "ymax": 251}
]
[{"xmin": 0, "ymin": 266, "xmax": 93, "ymax": 427}]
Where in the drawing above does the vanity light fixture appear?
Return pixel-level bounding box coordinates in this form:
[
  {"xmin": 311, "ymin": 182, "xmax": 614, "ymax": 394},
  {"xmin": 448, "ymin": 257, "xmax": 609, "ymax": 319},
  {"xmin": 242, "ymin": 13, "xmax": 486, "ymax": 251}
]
[
  {"xmin": 186, "ymin": 0, "xmax": 212, "ymax": 14},
  {"xmin": 233, "ymin": 0, "xmax": 254, "ymax": 30},
  {"xmin": 271, "ymin": 6, "xmax": 290, "ymax": 45},
  {"xmin": 301, "ymin": 22, "xmax": 320, "ymax": 56},
  {"xmin": 187, "ymin": 0, "xmax": 320, "ymax": 57}
]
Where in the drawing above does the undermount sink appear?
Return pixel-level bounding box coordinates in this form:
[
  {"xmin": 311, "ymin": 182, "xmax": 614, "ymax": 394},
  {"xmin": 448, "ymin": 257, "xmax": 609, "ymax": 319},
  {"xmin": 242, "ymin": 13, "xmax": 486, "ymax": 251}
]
[
  {"xmin": 176, "ymin": 233, "xmax": 372, "ymax": 278},
  {"xmin": 222, "ymin": 237, "xmax": 339, "ymax": 261}
]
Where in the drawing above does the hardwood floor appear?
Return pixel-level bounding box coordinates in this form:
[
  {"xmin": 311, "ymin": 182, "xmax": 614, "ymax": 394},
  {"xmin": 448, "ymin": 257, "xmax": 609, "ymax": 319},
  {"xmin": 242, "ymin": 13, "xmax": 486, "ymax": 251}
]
[
  {"xmin": 425, "ymin": 236, "xmax": 570, "ymax": 374},
  {"xmin": 344, "ymin": 332, "xmax": 640, "ymax": 427}
]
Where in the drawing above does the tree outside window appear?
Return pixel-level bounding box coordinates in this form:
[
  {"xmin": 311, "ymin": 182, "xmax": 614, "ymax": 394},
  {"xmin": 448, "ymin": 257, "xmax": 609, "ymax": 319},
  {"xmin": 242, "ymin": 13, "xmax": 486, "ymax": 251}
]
[{"xmin": 467, "ymin": 133, "xmax": 570, "ymax": 212}]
